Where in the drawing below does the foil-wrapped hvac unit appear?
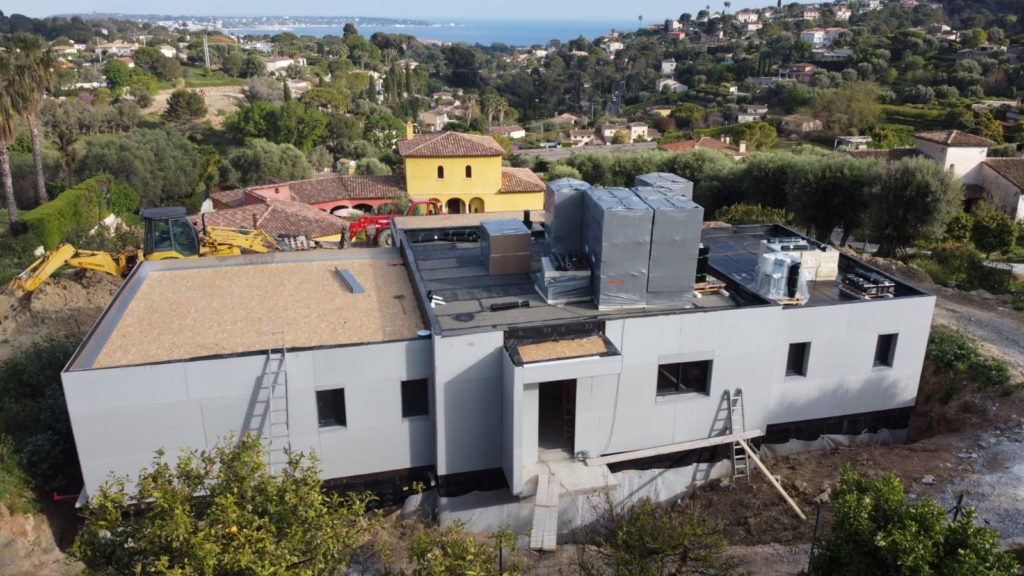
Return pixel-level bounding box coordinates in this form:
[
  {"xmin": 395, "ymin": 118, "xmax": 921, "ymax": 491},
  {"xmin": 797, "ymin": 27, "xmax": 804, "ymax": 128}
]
[
  {"xmin": 754, "ymin": 252, "xmax": 810, "ymax": 304},
  {"xmin": 634, "ymin": 188, "xmax": 704, "ymax": 307},
  {"xmin": 544, "ymin": 178, "xmax": 592, "ymax": 255},
  {"xmin": 581, "ymin": 188, "xmax": 653, "ymax": 309},
  {"xmin": 633, "ymin": 172, "xmax": 694, "ymax": 198}
]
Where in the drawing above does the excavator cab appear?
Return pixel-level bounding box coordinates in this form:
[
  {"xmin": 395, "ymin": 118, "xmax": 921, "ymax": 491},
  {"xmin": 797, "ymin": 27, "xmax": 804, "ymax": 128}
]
[{"xmin": 142, "ymin": 207, "xmax": 200, "ymax": 259}]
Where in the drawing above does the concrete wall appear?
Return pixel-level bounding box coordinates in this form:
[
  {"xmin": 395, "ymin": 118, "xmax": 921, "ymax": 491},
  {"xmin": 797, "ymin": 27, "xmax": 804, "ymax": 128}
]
[
  {"xmin": 915, "ymin": 139, "xmax": 988, "ymax": 186},
  {"xmin": 431, "ymin": 332, "xmax": 505, "ymax": 476},
  {"xmin": 503, "ymin": 296, "xmax": 934, "ymax": 493},
  {"xmin": 64, "ymin": 339, "xmax": 433, "ymax": 497},
  {"xmin": 981, "ymin": 164, "xmax": 1024, "ymax": 221}
]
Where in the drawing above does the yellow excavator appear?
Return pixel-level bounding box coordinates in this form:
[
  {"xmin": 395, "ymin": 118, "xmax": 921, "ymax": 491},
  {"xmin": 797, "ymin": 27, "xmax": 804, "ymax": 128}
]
[{"xmin": 6, "ymin": 207, "xmax": 280, "ymax": 298}]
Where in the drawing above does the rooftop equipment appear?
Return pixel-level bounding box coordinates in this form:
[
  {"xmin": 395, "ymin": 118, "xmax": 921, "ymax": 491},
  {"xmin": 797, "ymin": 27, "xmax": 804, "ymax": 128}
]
[
  {"xmin": 759, "ymin": 237, "xmax": 839, "ymax": 282},
  {"xmin": 839, "ymin": 271, "xmax": 896, "ymax": 299},
  {"xmin": 581, "ymin": 188, "xmax": 653, "ymax": 309},
  {"xmin": 533, "ymin": 252, "xmax": 591, "ymax": 304},
  {"xmin": 633, "ymin": 172, "xmax": 694, "ymax": 198},
  {"xmin": 633, "ymin": 188, "xmax": 704, "ymax": 307},
  {"xmin": 544, "ymin": 178, "xmax": 592, "ymax": 254},
  {"xmin": 480, "ymin": 219, "xmax": 532, "ymax": 276},
  {"xmin": 754, "ymin": 252, "xmax": 809, "ymax": 304}
]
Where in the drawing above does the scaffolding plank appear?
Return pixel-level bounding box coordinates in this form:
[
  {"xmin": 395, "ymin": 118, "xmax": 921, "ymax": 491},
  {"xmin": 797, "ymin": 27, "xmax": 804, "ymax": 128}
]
[
  {"xmin": 738, "ymin": 439, "xmax": 807, "ymax": 520},
  {"xmin": 585, "ymin": 429, "xmax": 764, "ymax": 466}
]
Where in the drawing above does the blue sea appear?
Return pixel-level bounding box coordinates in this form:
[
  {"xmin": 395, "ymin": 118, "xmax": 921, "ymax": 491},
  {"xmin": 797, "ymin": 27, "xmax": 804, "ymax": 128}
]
[{"xmin": 226, "ymin": 19, "xmax": 638, "ymax": 47}]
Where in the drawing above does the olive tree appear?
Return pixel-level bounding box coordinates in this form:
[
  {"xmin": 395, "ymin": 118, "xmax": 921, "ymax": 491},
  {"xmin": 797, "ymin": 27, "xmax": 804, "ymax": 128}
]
[{"xmin": 868, "ymin": 157, "xmax": 962, "ymax": 257}]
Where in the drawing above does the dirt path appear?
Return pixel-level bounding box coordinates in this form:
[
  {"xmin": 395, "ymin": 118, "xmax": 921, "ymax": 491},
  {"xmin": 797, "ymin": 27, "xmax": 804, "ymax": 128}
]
[{"xmin": 931, "ymin": 287, "xmax": 1024, "ymax": 377}]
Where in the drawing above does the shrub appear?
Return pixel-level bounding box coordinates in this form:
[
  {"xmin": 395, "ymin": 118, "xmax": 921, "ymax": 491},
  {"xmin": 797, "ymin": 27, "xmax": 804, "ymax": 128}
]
[
  {"xmin": 971, "ymin": 357, "xmax": 1012, "ymax": 389},
  {"xmin": 19, "ymin": 175, "xmax": 114, "ymax": 249},
  {"xmin": 713, "ymin": 203, "xmax": 794, "ymax": 225},
  {"xmin": 927, "ymin": 326, "xmax": 979, "ymax": 373},
  {"xmin": 805, "ymin": 467, "xmax": 1017, "ymax": 575},
  {"xmin": 0, "ymin": 436, "xmax": 36, "ymax": 514},
  {"xmin": 107, "ymin": 182, "xmax": 139, "ymax": 217}
]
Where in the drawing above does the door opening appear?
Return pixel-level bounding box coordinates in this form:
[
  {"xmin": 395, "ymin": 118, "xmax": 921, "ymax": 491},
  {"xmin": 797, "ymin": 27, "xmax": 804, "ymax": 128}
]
[{"xmin": 538, "ymin": 379, "xmax": 576, "ymax": 460}]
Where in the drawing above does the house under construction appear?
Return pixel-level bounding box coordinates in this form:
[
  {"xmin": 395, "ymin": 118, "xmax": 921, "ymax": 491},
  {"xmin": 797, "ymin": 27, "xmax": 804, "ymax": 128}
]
[{"xmin": 62, "ymin": 174, "xmax": 934, "ymax": 526}]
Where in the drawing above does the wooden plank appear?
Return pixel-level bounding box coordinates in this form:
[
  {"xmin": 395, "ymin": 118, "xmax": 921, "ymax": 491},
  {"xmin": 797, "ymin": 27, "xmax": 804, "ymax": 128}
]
[
  {"xmin": 585, "ymin": 430, "xmax": 764, "ymax": 467},
  {"xmin": 738, "ymin": 439, "xmax": 807, "ymax": 521},
  {"xmin": 530, "ymin": 472, "xmax": 561, "ymax": 551}
]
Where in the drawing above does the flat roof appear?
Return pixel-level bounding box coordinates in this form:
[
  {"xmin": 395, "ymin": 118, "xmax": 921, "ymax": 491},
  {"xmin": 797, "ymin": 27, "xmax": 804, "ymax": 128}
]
[
  {"xmin": 400, "ymin": 223, "xmax": 929, "ymax": 336},
  {"xmin": 403, "ymin": 234, "xmax": 740, "ymax": 336},
  {"xmin": 72, "ymin": 250, "xmax": 425, "ymax": 370}
]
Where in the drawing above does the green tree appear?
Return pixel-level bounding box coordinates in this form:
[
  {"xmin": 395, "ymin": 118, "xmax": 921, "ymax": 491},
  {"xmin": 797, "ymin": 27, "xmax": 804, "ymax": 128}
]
[
  {"xmin": 70, "ymin": 434, "xmax": 377, "ymax": 575},
  {"xmin": 805, "ymin": 467, "xmax": 1017, "ymax": 575},
  {"xmin": 225, "ymin": 102, "xmax": 277, "ymax": 141},
  {"xmin": 272, "ymin": 101, "xmax": 328, "ymax": 152},
  {"xmin": 76, "ymin": 128, "xmax": 202, "ymax": 207},
  {"xmin": 226, "ymin": 139, "xmax": 314, "ymax": 187},
  {"xmin": 407, "ymin": 522, "xmax": 522, "ymax": 576},
  {"xmin": 578, "ymin": 496, "xmax": 741, "ymax": 576},
  {"xmin": 546, "ymin": 164, "xmax": 583, "ymax": 181},
  {"xmin": 240, "ymin": 53, "xmax": 267, "ymax": 78},
  {"xmin": 808, "ymin": 81, "xmax": 882, "ymax": 135},
  {"xmin": 611, "ymin": 129, "xmax": 630, "ymax": 144},
  {"xmin": 354, "ymin": 157, "xmax": 392, "ymax": 175},
  {"xmin": 307, "ymin": 145, "xmax": 333, "ymax": 172},
  {"xmin": 788, "ymin": 155, "xmax": 879, "ymax": 243},
  {"xmin": 9, "ymin": 34, "xmax": 55, "ymax": 206},
  {"xmin": 869, "ymin": 157, "xmax": 963, "ymax": 257},
  {"xmin": 944, "ymin": 210, "xmax": 974, "ymax": 244},
  {"xmin": 673, "ymin": 102, "xmax": 705, "ymax": 128},
  {"xmin": 970, "ymin": 201, "xmax": 1017, "ymax": 258},
  {"xmin": 730, "ymin": 121, "xmax": 777, "ymax": 151},
  {"xmin": 103, "ymin": 59, "xmax": 132, "ymax": 90},
  {"xmin": 162, "ymin": 89, "xmax": 208, "ymax": 131},
  {"xmin": 363, "ymin": 113, "xmax": 406, "ymax": 149}
]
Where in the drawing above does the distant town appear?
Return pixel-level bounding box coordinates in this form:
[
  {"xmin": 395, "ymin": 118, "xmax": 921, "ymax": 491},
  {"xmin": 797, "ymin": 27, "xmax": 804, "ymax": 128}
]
[{"xmin": 54, "ymin": 13, "xmax": 446, "ymax": 33}]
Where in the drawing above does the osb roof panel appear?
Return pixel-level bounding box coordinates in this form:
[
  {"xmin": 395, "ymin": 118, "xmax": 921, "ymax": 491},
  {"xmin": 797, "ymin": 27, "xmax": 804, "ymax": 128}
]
[
  {"xmin": 517, "ymin": 336, "xmax": 607, "ymax": 363},
  {"xmin": 500, "ymin": 167, "xmax": 545, "ymax": 193},
  {"xmin": 93, "ymin": 258, "xmax": 424, "ymax": 368},
  {"xmin": 397, "ymin": 132, "xmax": 505, "ymax": 157}
]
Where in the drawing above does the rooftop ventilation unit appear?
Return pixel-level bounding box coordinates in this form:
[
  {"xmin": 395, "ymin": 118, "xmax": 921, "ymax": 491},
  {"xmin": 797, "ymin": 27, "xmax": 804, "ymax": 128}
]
[
  {"xmin": 633, "ymin": 172, "xmax": 694, "ymax": 198},
  {"xmin": 581, "ymin": 188, "xmax": 653, "ymax": 309},
  {"xmin": 759, "ymin": 237, "xmax": 838, "ymax": 282},
  {"xmin": 544, "ymin": 178, "xmax": 592, "ymax": 255},
  {"xmin": 633, "ymin": 188, "xmax": 704, "ymax": 307},
  {"xmin": 480, "ymin": 219, "xmax": 531, "ymax": 276}
]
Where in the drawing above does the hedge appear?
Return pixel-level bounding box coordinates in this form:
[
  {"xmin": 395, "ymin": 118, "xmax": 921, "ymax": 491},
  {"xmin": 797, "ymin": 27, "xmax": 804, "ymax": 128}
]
[{"xmin": 19, "ymin": 175, "xmax": 137, "ymax": 250}]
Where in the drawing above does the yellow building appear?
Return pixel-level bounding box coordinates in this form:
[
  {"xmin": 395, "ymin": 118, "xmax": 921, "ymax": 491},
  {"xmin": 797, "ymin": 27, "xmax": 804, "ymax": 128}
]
[{"xmin": 397, "ymin": 125, "xmax": 545, "ymax": 214}]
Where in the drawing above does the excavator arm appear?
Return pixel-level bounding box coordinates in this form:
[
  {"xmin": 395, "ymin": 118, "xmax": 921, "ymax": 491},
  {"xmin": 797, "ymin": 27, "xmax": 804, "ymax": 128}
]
[
  {"xmin": 200, "ymin": 226, "xmax": 281, "ymax": 256},
  {"xmin": 6, "ymin": 244, "xmax": 130, "ymax": 297}
]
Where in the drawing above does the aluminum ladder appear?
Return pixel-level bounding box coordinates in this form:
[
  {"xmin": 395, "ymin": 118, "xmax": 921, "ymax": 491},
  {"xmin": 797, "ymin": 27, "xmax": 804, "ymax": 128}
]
[
  {"xmin": 263, "ymin": 329, "xmax": 290, "ymax": 473},
  {"xmin": 728, "ymin": 389, "xmax": 750, "ymax": 482}
]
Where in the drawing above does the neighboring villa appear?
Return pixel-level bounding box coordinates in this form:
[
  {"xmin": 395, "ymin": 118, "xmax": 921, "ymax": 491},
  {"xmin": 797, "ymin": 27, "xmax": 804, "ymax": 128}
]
[
  {"xmin": 848, "ymin": 130, "xmax": 1024, "ymax": 221},
  {"xmin": 213, "ymin": 129, "xmax": 545, "ymax": 216}
]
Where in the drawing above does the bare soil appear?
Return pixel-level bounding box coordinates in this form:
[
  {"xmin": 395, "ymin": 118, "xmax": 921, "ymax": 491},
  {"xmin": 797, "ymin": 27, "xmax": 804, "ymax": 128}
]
[
  {"xmin": 149, "ymin": 86, "xmax": 245, "ymax": 128},
  {"xmin": 0, "ymin": 504, "xmax": 81, "ymax": 576},
  {"xmin": 0, "ymin": 270, "xmax": 122, "ymax": 363}
]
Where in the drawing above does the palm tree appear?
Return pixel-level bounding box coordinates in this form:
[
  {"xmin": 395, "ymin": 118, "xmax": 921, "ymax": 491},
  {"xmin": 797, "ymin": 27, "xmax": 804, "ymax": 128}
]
[
  {"xmin": 52, "ymin": 128, "xmax": 78, "ymax": 187},
  {"xmin": 10, "ymin": 34, "xmax": 54, "ymax": 206},
  {"xmin": 495, "ymin": 96, "xmax": 509, "ymax": 127},
  {"xmin": 0, "ymin": 52, "xmax": 18, "ymax": 227},
  {"xmin": 463, "ymin": 91, "xmax": 478, "ymax": 124}
]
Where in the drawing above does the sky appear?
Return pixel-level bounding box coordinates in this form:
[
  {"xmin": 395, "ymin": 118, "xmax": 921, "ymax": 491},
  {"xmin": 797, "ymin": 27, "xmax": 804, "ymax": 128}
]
[{"xmin": 2, "ymin": 0, "xmax": 812, "ymax": 23}]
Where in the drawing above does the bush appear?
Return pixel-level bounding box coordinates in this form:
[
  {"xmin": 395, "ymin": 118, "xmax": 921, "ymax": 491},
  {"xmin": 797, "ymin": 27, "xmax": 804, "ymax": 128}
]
[
  {"xmin": 927, "ymin": 326, "xmax": 979, "ymax": 373},
  {"xmin": 19, "ymin": 175, "xmax": 114, "ymax": 249},
  {"xmin": 805, "ymin": 467, "xmax": 1017, "ymax": 575},
  {"xmin": 713, "ymin": 203, "xmax": 794, "ymax": 225},
  {"xmin": 107, "ymin": 182, "xmax": 139, "ymax": 217},
  {"xmin": 0, "ymin": 436, "xmax": 37, "ymax": 514}
]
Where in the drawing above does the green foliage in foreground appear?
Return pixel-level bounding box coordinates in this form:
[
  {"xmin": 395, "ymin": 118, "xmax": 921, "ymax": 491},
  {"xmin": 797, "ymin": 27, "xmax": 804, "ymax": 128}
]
[
  {"xmin": 0, "ymin": 436, "xmax": 37, "ymax": 514},
  {"xmin": 71, "ymin": 434, "xmax": 377, "ymax": 576},
  {"xmin": 19, "ymin": 174, "xmax": 122, "ymax": 249},
  {"xmin": 805, "ymin": 467, "xmax": 1017, "ymax": 575}
]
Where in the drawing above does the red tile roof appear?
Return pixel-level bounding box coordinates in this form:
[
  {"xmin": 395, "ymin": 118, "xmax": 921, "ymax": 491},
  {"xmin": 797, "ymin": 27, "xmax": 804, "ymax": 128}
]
[
  {"xmin": 658, "ymin": 137, "xmax": 740, "ymax": 154},
  {"xmin": 915, "ymin": 130, "xmax": 996, "ymax": 148},
  {"xmin": 210, "ymin": 188, "xmax": 248, "ymax": 208},
  {"xmin": 397, "ymin": 131, "xmax": 505, "ymax": 157},
  {"xmin": 191, "ymin": 201, "xmax": 346, "ymax": 240},
  {"xmin": 500, "ymin": 167, "xmax": 545, "ymax": 193},
  {"xmin": 288, "ymin": 175, "xmax": 407, "ymax": 205}
]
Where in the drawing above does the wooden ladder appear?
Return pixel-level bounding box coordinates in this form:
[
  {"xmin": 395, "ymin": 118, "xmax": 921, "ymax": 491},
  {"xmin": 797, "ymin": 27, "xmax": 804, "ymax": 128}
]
[
  {"xmin": 728, "ymin": 389, "xmax": 750, "ymax": 483},
  {"xmin": 263, "ymin": 329, "xmax": 290, "ymax": 473}
]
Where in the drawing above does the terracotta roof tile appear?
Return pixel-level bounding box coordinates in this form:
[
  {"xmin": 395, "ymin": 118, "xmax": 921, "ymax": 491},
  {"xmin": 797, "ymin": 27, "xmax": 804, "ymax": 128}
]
[
  {"xmin": 847, "ymin": 148, "xmax": 922, "ymax": 162},
  {"xmin": 210, "ymin": 188, "xmax": 248, "ymax": 208},
  {"xmin": 397, "ymin": 132, "xmax": 505, "ymax": 157},
  {"xmin": 983, "ymin": 158, "xmax": 1024, "ymax": 190},
  {"xmin": 288, "ymin": 175, "xmax": 406, "ymax": 204},
  {"xmin": 500, "ymin": 167, "xmax": 545, "ymax": 193},
  {"xmin": 191, "ymin": 201, "xmax": 346, "ymax": 240},
  {"xmin": 915, "ymin": 130, "xmax": 996, "ymax": 148}
]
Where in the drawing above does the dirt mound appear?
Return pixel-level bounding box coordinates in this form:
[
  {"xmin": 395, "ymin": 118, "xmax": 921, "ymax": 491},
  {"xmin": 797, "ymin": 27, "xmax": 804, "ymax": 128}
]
[{"xmin": 0, "ymin": 270, "xmax": 122, "ymax": 362}]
